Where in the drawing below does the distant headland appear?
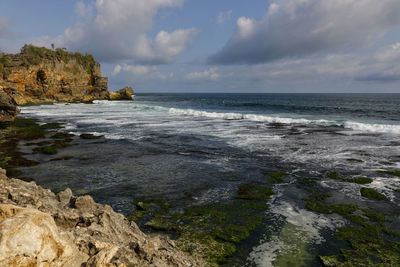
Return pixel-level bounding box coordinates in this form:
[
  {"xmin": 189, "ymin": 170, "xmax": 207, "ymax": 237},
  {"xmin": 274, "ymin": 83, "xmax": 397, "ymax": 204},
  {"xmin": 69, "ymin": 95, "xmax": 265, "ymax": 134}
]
[{"xmin": 0, "ymin": 45, "xmax": 134, "ymax": 122}]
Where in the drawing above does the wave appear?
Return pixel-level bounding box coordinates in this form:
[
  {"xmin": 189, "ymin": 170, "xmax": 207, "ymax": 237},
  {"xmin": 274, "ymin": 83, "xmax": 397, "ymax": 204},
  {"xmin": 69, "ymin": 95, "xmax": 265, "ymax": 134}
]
[
  {"xmin": 344, "ymin": 121, "xmax": 400, "ymax": 134},
  {"xmin": 169, "ymin": 108, "xmax": 337, "ymax": 125},
  {"xmin": 168, "ymin": 107, "xmax": 400, "ymax": 134}
]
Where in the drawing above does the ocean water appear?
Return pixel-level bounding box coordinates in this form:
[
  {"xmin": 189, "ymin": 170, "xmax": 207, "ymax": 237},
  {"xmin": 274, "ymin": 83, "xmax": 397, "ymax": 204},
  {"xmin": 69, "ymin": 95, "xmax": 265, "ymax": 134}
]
[{"xmin": 19, "ymin": 93, "xmax": 400, "ymax": 266}]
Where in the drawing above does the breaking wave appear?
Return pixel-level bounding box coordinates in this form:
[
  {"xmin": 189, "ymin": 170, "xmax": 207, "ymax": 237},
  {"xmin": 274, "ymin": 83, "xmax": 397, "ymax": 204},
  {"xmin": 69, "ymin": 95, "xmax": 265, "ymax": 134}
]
[{"xmin": 168, "ymin": 108, "xmax": 400, "ymax": 134}]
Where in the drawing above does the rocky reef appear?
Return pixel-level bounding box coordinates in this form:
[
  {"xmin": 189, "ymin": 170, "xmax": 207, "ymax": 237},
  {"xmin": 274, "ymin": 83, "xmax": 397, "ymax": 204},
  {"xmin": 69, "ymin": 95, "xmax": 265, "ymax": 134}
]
[
  {"xmin": 110, "ymin": 86, "xmax": 134, "ymax": 101},
  {"xmin": 0, "ymin": 168, "xmax": 203, "ymax": 267}
]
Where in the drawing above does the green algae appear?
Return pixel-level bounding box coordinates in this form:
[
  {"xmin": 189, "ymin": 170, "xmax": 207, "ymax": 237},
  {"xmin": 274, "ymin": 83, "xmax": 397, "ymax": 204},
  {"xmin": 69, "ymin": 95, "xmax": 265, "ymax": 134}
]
[
  {"xmin": 378, "ymin": 169, "xmax": 400, "ymax": 178},
  {"xmin": 302, "ymin": 181, "xmax": 399, "ymax": 266},
  {"xmin": 33, "ymin": 145, "xmax": 58, "ymax": 155},
  {"xmin": 0, "ymin": 118, "xmax": 45, "ymax": 175},
  {"xmin": 360, "ymin": 188, "xmax": 387, "ymax": 201},
  {"xmin": 272, "ymin": 223, "xmax": 315, "ymax": 267},
  {"xmin": 267, "ymin": 171, "xmax": 286, "ymax": 184},
  {"xmin": 129, "ymin": 184, "xmax": 274, "ymax": 266},
  {"xmin": 0, "ymin": 117, "xmax": 73, "ymax": 175},
  {"xmin": 326, "ymin": 171, "xmax": 373, "ymax": 185},
  {"xmin": 352, "ymin": 176, "xmax": 373, "ymax": 184},
  {"xmin": 80, "ymin": 133, "xmax": 103, "ymax": 140},
  {"xmin": 237, "ymin": 183, "xmax": 274, "ymax": 200}
]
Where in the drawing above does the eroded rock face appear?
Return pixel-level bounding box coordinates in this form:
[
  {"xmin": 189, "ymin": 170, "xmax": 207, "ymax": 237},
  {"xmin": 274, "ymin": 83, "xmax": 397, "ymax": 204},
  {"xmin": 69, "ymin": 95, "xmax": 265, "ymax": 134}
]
[
  {"xmin": 0, "ymin": 89, "xmax": 18, "ymax": 122},
  {"xmin": 0, "ymin": 168, "xmax": 203, "ymax": 267},
  {"xmin": 110, "ymin": 86, "xmax": 134, "ymax": 101},
  {"xmin": 0, "ymin": 45, "xmax": 110, "ymax": 106}
]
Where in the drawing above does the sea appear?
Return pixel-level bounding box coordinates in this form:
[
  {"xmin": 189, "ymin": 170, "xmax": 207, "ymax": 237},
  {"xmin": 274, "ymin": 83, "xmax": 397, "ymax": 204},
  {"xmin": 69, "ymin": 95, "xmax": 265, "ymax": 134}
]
[{"xmin": 19, "ymin": 93, "xmax": 400, "ymax": 266}]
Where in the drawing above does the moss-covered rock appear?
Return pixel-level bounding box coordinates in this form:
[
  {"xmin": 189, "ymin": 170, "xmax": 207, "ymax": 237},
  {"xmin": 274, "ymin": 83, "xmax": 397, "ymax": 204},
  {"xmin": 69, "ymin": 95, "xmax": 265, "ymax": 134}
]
[
  {"xmin": 80, "ymin": 133, "xmax": 103, "ymax": 140},
  {"xmin": 379, "ymin": 169, "xmax": 400, "ymax": 178},
  {"xmin": 360, "ymin": 188, "xmax": 387, "ymax": 201},
  {"xmin": 129, "ymin": 184, "xmax": 274, "ymax": 266},
  {"xmin": 33, "ymin": 145, "xmax": 58, "ymax": 155},
  {"xmin": 267, "ymin": 171, "xmax": 286, "ymax": 184}
]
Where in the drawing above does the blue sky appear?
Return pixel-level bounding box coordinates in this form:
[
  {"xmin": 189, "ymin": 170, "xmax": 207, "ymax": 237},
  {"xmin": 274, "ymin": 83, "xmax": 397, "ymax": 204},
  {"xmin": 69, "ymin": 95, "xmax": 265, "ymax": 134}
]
[{"xmin": 1, "ymin": 0, "xmax": 400, "ymax": 93}]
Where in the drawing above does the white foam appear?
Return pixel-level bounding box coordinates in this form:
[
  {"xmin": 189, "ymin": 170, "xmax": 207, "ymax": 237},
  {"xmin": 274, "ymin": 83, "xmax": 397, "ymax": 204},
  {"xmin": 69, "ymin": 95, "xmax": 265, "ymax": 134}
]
[
  {"xmin": 248, "ymin": 201, "xmax": 343, "ymax": 267},
  {"xmin": 344, "ymin": 121, "xmax": 400, "ymax": 134},
  {"xmin": 168, "ymin": 108, "xmax": 336, "ymax": 125}
]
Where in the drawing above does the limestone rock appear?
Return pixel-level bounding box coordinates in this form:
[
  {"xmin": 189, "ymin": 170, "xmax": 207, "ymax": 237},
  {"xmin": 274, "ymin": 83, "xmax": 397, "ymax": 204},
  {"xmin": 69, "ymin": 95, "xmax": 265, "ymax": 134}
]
[
  {"xmin": 0, "ymin": 204, "xmax": 88, "ymax": 267},
  {"xmin": 0, "ymin": 168, "xmax": 204, "ymax": 266},
  {"xmin": 0, "ymin": 89, "xmax": 18, "ymax": 122},
  {"xmin": 0, "ymin": 45, "xmax": 110, "ymax": 107},
  {"xmin": 110, "ymin": 86, "xmax": 134, "ymax": 101},
  {"xmin": 57, "ymin": 188, "xmax": 73, "ymax": 207}
]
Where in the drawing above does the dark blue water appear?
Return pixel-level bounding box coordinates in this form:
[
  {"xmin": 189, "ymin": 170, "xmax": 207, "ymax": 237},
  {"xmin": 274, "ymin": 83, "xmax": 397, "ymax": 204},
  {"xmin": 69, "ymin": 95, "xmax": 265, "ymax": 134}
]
[{"xmin": 135, "ymin": 93, "xmax": 400, "ymax": 123}]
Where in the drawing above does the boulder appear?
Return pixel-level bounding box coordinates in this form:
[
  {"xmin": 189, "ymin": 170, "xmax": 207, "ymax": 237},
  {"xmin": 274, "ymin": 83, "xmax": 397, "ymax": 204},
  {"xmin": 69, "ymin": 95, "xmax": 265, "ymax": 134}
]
[
  {"xmin": 0, "ymin": 89, "xmax": 18, "ymax": 122},
  {"xmin": 110, "ymin": 86, "xmax": 134, "ymax": 101},
  {"xmin": 0, "ymin": 204, "xmax": 88, "ymax": 267},
  {"xmin": 0, "ymin": 168, "xmax": 204, "ymax": 266}
]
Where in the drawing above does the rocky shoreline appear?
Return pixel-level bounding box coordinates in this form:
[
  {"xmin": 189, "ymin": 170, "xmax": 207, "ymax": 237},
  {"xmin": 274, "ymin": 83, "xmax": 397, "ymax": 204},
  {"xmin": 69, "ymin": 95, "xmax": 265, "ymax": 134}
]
[
  {"xmin": 0, "ymin": 167, "xmax": 203, "ymax": 266},
  {"xmin": 0, "ymin": 45, "xmax": 134, "ymax": 122}
]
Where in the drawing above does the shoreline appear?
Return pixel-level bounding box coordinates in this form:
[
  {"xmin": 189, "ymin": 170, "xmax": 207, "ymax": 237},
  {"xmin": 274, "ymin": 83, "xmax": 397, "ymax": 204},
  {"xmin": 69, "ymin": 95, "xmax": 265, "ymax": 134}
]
[
  {"xmin": 0, "ymin": 167, "xmax": 203, "ymax": 266},
  {"xmin": 0, "ymin": 116, "xmax": 204, "ymax": 266},
  {"xmin": 2, "ymin": 112, "xmax": 400, "ymax": 266}
]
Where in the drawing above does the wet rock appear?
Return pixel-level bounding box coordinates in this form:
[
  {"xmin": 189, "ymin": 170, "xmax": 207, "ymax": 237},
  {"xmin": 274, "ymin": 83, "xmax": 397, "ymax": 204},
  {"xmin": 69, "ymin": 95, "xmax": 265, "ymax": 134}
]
[
  {"xmin": 0, "ymin": 89, "xmax": 18, "ymax": 122},
  {"xmin": 110, "ymin": 86, "xmax": 134, "ymax": 101}
]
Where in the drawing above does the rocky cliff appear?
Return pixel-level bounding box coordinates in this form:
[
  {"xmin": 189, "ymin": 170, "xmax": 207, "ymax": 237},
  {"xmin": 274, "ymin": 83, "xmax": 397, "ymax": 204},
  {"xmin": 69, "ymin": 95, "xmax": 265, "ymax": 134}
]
[
  {"xmin": 0, "ymin": 45, "xmax": 110, "ymax": 107},
  {"xmin": 0, "ymin": 168, "xmax": 203, "ymax": 267}
]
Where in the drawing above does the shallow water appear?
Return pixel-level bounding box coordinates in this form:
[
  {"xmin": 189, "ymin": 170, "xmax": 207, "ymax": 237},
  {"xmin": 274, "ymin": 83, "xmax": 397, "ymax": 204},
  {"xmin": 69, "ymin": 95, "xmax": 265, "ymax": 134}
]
[{"xmin": 19, "ymin": 93, "xmax": 400, "ymax": 266}]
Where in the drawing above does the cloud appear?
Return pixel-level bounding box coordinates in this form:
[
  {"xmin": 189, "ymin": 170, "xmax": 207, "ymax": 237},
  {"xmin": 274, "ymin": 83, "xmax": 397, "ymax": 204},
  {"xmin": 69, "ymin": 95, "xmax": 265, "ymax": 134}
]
[
  {"xmin": 217, "ymin": 10, "xmax": 232, "ymax": 24},
  {"xmin": 209, "ymin": 0, "xmax": 400, "ymax": 65},
  {"xmin": 185, "ymin": 68, "xmax": 221, "ymax": 81},
  {"xmin": 33, "ymin": 0, "xmax": 196, "ymax": 64},
  {"xmin": 112, "ymin": 63, "xmax": 173, "ymax": 81},
  {"xmin": 209, "ymin": 43, "xmax": 400, "ymax": 84}
]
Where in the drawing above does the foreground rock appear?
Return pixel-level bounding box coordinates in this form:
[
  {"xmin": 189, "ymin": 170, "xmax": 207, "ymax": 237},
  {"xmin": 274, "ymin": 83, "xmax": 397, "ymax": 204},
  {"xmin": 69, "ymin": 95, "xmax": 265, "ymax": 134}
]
[
  {"xmin": 0, "ymin": 89, "xmax": 18, "ymax": 122},
  {"xmin": 0, "ymin": 168, "xmax": 203, "ymax": 267},
  {"xmin": 110, "ymin": 86, "xmax": 134, "ymax": 101}
]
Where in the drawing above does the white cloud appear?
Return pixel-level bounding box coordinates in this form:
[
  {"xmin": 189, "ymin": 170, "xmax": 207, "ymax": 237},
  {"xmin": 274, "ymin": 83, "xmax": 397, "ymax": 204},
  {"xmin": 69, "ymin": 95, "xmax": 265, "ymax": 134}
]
[
  {"xmin": 75, "ymin": 1, "xmax": 93, "ymax": 18},
  {"xmin": 112, "ymin": 63, "xmax": 173, "ymax": 81},
  {"xmin": 217, "ymin": 10, "xmax": 232, "ymax": 24},
  {"xmin": 210, "ymin": 0, "xmax": 400, "ymax": 64},
  {"xmin": 185, "ymin": 68, "xmax": 221, "ymax": 81},
  {"xmin": 33, "ymin": 0, "xmax": 196, "ymax": 64},
  {"xmin": 209, "ymin": 43, "xmax": 400, "ymax": 84}
]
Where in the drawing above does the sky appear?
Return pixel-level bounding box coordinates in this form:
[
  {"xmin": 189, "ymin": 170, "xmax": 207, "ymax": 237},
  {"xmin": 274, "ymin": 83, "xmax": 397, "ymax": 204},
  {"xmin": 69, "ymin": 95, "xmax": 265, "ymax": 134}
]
[{"xmin": 1, "ymin": 0, "xmax": 400, "ymax": 93}]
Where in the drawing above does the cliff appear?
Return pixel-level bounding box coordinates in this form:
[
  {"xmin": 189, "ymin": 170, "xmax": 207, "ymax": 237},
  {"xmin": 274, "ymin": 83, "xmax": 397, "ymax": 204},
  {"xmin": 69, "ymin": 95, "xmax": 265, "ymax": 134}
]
[
  {"xmin": 0, "ymin": 45, "xmax": 110, "ymax": 107},
  {"xmin": 0, "ymin": 168, "xmax": 203, "ymax": 267}
]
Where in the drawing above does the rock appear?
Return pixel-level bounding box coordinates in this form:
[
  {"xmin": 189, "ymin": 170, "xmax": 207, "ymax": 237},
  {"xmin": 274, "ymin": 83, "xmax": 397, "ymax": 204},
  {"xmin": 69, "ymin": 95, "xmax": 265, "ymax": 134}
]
[
  {"xmin": 57, "ymin": 188, "xmax": 73, "ymax": 207},
  {"xmin": 0, "ymin": 45, "xmax": 110, "ymax": 107},
  {"xmin": 0, "ymin": 89, "xmax": 18, "ymax": 122},
  {"xmin": 0, "ymin": 204, "xmax": 88, "ymax": 267},
  {"xmin": 110, "ymin": 86, "xmax": 134, "ymax": 101},
  {"xmin": 74, "ymin": 195, "xmax": 97, "ymax": 213},
  {"xmin": 0, "ymin": 168, "xmax": 204, "ymax": 266}
]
